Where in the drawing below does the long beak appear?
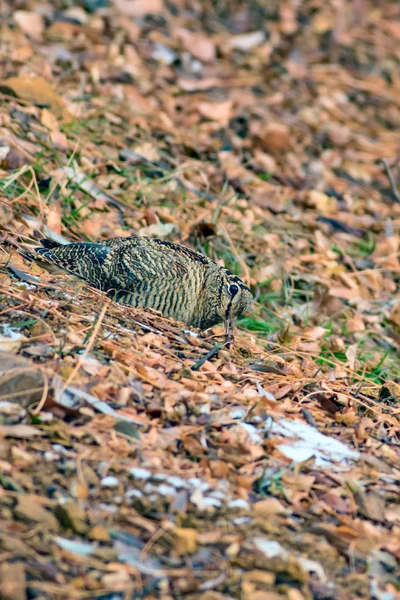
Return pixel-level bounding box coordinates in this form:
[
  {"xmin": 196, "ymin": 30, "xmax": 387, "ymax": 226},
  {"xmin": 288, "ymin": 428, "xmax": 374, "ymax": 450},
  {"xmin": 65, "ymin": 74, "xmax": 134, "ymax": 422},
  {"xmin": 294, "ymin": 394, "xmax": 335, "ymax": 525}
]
[{"xmin": 224, "ymin": 318, "xmax": 235, "ymax": 338}]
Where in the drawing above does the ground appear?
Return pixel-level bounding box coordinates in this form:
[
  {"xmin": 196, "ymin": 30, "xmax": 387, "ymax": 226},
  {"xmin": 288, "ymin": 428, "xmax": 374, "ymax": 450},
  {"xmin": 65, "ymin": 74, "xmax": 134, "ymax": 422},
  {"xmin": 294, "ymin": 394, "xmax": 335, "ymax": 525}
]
[{"xmin": 0, "ymin": 0, "xmax": 400, "ymax": 599}]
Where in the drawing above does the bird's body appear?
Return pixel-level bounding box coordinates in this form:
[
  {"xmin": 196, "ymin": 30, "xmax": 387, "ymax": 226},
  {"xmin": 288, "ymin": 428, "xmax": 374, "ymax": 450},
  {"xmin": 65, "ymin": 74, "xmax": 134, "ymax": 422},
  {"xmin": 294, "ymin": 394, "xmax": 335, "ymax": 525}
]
[{"xmin": 21, "ymin": 237, "xmax": 253, "ymax": 331}]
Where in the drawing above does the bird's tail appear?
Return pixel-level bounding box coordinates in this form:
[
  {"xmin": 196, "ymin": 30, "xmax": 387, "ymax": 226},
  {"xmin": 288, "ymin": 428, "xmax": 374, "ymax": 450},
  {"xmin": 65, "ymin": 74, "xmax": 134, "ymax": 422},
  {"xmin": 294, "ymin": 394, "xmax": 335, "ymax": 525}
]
[{"xmin": 18, "ymin": 239, "xmax": 69, "ymax": 274}]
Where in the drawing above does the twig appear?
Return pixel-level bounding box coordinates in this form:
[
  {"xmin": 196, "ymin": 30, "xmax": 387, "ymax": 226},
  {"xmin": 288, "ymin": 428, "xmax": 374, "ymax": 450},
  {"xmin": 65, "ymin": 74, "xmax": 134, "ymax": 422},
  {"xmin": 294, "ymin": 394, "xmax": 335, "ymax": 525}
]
[
  {"xmin": 191, "ymin": 343, "xmax": 222, "ymax": 371},
  {"xmin": 56, "ymin": 299, "xmax": 109, "ymax": 400},
  {"xmin": 219, "ymin": 223, "xmax": 250, "ymax": 286},
  {"xmin": 382, "ymin": 158, "xmax": 400, "ymax": 203},
  {"xmin": 31, "ymin": 368, "xmax": 49, "ymax": 416}
]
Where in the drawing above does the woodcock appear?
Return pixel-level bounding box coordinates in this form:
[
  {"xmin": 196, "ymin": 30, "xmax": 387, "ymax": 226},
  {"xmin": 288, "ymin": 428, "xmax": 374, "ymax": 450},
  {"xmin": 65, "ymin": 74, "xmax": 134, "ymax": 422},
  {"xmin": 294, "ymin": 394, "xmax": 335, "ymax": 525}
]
[{"xmin": 21, "ymin": 237, "xmax": 253, "ymax": 333}]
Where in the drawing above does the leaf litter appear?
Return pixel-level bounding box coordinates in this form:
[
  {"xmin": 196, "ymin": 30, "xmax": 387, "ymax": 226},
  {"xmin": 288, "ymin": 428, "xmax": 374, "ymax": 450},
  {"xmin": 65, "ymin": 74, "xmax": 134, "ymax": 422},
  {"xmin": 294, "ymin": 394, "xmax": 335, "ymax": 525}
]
[{"xmin": 0, "ymin": 0, "xmax": 400, "ymax": 599}]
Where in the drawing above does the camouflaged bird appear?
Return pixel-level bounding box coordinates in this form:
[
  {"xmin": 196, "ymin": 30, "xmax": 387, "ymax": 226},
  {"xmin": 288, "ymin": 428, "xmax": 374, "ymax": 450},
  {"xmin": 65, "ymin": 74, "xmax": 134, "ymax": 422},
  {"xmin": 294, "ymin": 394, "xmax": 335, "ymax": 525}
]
[{"xmin": 21, "ymin": 237, "xmax": 253, "ymax": 333}]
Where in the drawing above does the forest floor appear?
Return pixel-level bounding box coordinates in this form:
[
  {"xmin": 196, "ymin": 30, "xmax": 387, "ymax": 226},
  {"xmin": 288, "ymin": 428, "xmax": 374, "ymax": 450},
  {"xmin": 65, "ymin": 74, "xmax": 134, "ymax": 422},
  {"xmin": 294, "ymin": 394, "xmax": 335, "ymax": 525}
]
[{"xmin": 0, "ymin": 0, "xmax": 400, "ymax": 599}]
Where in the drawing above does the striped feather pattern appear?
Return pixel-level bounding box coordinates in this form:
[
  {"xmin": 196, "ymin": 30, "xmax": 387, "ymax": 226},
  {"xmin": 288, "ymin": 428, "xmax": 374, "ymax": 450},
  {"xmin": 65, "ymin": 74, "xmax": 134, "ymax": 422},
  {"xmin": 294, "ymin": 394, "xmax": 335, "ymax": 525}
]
[{"xmin": 25, "ymin": 236, "xmax": 253, "ymax": 330}]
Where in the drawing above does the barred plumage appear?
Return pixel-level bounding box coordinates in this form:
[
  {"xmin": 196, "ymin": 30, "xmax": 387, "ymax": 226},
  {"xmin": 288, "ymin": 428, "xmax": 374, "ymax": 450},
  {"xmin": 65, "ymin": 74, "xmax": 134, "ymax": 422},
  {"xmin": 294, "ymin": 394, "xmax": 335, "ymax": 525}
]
[{"xmin": 20, "ymin": 237, "xmax": 253, "ymax": 332}]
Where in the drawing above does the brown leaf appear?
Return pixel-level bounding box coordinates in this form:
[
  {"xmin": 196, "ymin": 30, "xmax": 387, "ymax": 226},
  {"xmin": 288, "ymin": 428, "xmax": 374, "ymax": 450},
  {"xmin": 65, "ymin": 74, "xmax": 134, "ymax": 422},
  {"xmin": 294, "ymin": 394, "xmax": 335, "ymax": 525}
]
[
  {"xmin": 177, "ymin": 29, "xmax": 216, "ymax": 62},
  {"xmin": 198, "ymin": 100, "xmax": 233, "ymax": 125},
  {"xmin": 253, "ymin": 498, "xmax": 287, "ymax": 517},
  {"xmin": 223, "ymin": 31, "xmax": 266, "ymax": 51},
  {"xmin": 0, "ymin": 76, "xmax": 71, "ymax": 120},
  {"xmin": 111, "ymin": 0, "xmax": 164, "ymax": 17},
  {"xmin": 329, "ymin": 286, "xmax": 361, "ymax": 300},
  {"xmin": 0, "ymin": 562, "xmax": 26, "ymax": 600},
  {"xmin": 0, "ymin": 354, "xmax": 46, "ymax": 407},
  {"xmin": 13, "ymin": 10, "xmax": 44, "ymax": 41},
  {"xmin": 257, "ymin": 122, "xmax": 291, "ymax": 153},
  {"xmin": 14, "ymin": 495, "xmax": 59, "ymax": 530},
  {"xmin": 40, "ymin": 108, "xmax": 59, "ymax": 132},
  {"xmin": 0, "ymin": 425, "xmax": 44, "ymax": 438},
  {"xmin": 173, "ymin": 527, "xmax": 198, "ymax": 555}
]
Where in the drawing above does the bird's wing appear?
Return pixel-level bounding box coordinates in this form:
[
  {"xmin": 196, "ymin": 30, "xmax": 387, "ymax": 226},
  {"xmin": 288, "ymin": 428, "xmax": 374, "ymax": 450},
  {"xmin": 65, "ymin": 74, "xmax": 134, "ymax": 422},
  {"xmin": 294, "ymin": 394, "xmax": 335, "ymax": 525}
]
[
  {"xmin": 32, "ymin": 242, "xmax": 113, "ymax": 288},
  {"xmin": 104, "ymin": 240, "xmax": 190, "ymax": 291},
  {"xmin": 24, "ymin": 238, "xmax": 203, "ymax": 297}
]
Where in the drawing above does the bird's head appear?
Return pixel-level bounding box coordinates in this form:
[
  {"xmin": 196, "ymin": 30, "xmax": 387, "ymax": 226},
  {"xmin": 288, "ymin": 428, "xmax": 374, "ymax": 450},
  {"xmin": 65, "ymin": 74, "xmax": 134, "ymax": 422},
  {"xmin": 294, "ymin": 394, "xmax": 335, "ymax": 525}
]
[{"xmin": 201, "ymin": 268, "xmax": 253, "ymax": 335}]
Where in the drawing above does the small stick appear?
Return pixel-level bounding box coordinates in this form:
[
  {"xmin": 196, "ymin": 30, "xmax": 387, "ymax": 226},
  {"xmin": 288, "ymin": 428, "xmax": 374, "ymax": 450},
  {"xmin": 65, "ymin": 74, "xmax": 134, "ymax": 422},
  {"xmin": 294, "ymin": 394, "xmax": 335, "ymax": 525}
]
[
  {"xmin": 382, "ymin": 158, "xmax": 400, "ymax": 203},
  {"xmin": 219, "ymin": 223, "xmax": 250, "ymax": 286},
  {"xmin": 57, "ymin": 299, "xmax": 109, "ymax": 398},
  {"xmin": 191, "ymin": 342, "xmax": 222, "ymax": 371}
]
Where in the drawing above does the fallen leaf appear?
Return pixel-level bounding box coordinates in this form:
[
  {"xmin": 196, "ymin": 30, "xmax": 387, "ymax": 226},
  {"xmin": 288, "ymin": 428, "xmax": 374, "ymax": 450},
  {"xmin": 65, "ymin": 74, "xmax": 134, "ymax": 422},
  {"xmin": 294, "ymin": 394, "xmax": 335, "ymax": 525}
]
[
  {"xmin": 13, "ymin": 10, "xmax": 44, "ymax": 41},
  {"xmin": 0, "ymin": 76, "xmax": 71, "ymax": 120},
  {"xmin": 111, "ymin": 0, "xmax": 164, "ymax": 17},
  {"xmin": 257, "ymin": 122, "xmax": 291, "ymax": 153},
  {"xmin": 14, "ymin": 495, "xmax": 59, "ymax": 530},
  {"xmin": 0, "ymin": 353, "xmax": 46, "ymax": 407},
  {"xmin": 177, "ymin": 29, "xmax": 216, "ymax": 62},
  {"xmin": 224, "ymin": 31, "xmax": 266, "ymax": 51},
  {"xmin": 0, "ymin": 562, "xmax": 26, "ymax": 600},
  {"xmin": 198, "ymin": 100, "xmax": 233, "ymax": 125},
  {"xmin": 40, "ymin": 108, "xmax": 59, "ymax": 132},
  {"xmin": 173, "ymin": 527, "xmax": 198, "ymax": 555},
  {"xmin": 0, "ymin": 424, "xmax": 44, "ymax": 438},
  {"xmin": 138, "ymin": 222, "xmax": 177, "ymax": 238},
  {"xmin": 0, "ymin": 332, "xmax": 23, "ymax": 353}
]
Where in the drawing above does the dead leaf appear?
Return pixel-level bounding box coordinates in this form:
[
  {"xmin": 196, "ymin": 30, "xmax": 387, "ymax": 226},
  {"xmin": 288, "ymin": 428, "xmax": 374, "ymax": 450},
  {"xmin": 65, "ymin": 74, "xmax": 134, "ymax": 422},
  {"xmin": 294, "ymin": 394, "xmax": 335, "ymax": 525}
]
[
  {"xmin": 253, "ymin": 498, "xmax": 287, "ymax": 517},
  {"xmin": 0, "ymin": 562, "xmax": 26, "ymax": 600},
  {"xmin": 0, "ymin": 424, "xmax": 44, "ymax": 438},
  {"xmin": 198, "ymin": 101, "xmax": 233, "ymax": 125},
  {"xmin": 177, "ymin": 29, "xmax": 216, "ymax": 62},
  {"xmin": 257, "ymin": 122, "xmax": 291, "ymax": 153},
  {"xmin": 111, "ymin": 0, "xmax": 164, "ymax": 17},
  {"xmin": 345, "ymin": 344, "xmax": 358, "ymax": 371},
  {"xmin": 224, "ymin": 31, "xmax": 266, "ymax": 51},
  {"xmin": 0, "ymin": 353, "xmax": 46, "ymax": 407},
  {"xmin": 40, "ymin": 108, "xmax": 59, "ymax": 132},
  {"xmin": 173, "ymin": 527, "xmax": 198, "ymax": 555},
  {"xmin": 0, "ymin": 332, "xmax": 23, "ymax": 353},
  {"xmin": 14, "ymin": 495, "xmax": 59, "ymax": 530},
  {"xmin": 0, "ymin": 76, "xmax": 71, "ymax": 120},
  {"xmin": 13, "ymin": 10, "xmax": 44, "ymax": 41}
]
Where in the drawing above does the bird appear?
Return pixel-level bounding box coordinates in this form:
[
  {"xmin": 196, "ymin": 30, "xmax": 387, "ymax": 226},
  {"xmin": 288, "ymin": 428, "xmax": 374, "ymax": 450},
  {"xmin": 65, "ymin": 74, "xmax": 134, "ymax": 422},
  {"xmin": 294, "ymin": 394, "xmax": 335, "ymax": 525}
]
[{"xmin": 19, "ymin": 237, "xmax": 253, "ymax": 334}]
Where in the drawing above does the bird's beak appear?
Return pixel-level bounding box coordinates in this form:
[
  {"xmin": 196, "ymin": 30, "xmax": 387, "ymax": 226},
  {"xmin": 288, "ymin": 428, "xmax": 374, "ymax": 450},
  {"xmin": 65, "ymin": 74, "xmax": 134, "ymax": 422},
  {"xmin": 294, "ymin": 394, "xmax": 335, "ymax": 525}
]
[{"xmin": 224, "ymin": 318, "xmax": 235, "ymax": 338}]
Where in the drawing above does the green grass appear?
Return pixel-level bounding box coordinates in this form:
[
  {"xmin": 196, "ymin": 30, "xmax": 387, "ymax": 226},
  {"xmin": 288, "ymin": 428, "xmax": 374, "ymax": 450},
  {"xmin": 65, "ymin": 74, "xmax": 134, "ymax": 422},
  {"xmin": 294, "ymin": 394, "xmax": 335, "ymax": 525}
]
[
  {"xmin": 237, "ymin": 316, "xmax": 280, "ymax": 334},
  {"xmin": 316, "ymin": 338, "xmax": 396, "ymax": 385},
  {"xmin": 257, "ymin": 172, "xmax": 273, "ymax": 181}
]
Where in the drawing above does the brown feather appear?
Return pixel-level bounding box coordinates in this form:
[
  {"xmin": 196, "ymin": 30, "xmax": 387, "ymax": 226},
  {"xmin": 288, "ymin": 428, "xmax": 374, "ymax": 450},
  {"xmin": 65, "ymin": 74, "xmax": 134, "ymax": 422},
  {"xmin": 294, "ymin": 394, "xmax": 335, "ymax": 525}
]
[{"xmin": 20, "ymin": 237, "xmax": 253, "ymax": 330}]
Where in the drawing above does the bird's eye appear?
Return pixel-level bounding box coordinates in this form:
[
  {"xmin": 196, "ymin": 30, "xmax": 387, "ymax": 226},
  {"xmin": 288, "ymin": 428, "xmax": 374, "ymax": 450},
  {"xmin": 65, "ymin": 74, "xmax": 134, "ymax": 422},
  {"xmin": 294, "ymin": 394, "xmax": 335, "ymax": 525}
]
[{"xmin": 228, "ymin": 283, "xmax": 239, "ymax": 296}]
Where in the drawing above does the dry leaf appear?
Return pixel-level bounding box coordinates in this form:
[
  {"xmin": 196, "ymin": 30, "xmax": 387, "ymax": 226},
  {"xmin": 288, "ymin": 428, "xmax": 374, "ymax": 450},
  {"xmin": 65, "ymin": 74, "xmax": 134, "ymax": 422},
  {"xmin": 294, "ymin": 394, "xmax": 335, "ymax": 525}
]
[
  {"xmin": 177, "ymin": 29, "xmax": 216, "ymax": 62},
  {"xmin": 198, "ymin": 100, "xmax": 233, "ymax": 125},
  {"xmin": 13, "ymin": 10, "xmax": 44, "ymax": 41},
  {"xmin": 224, "ymin": 31, "xmax": 266, "ymax": 51},
  {"xmin": 41, "ymin": 108, "xmax": 59, "ymax": 132},
  {"xmin": 112, "ymin": 0, "xmax": 164, "ymax": 17},
  {"xmin": 0, "ymin": 425, "xmax": 44, "ymax": 438},
  {"xmin": 0, "ymin": 76, "xmax": 71, "ymax": 120}
]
